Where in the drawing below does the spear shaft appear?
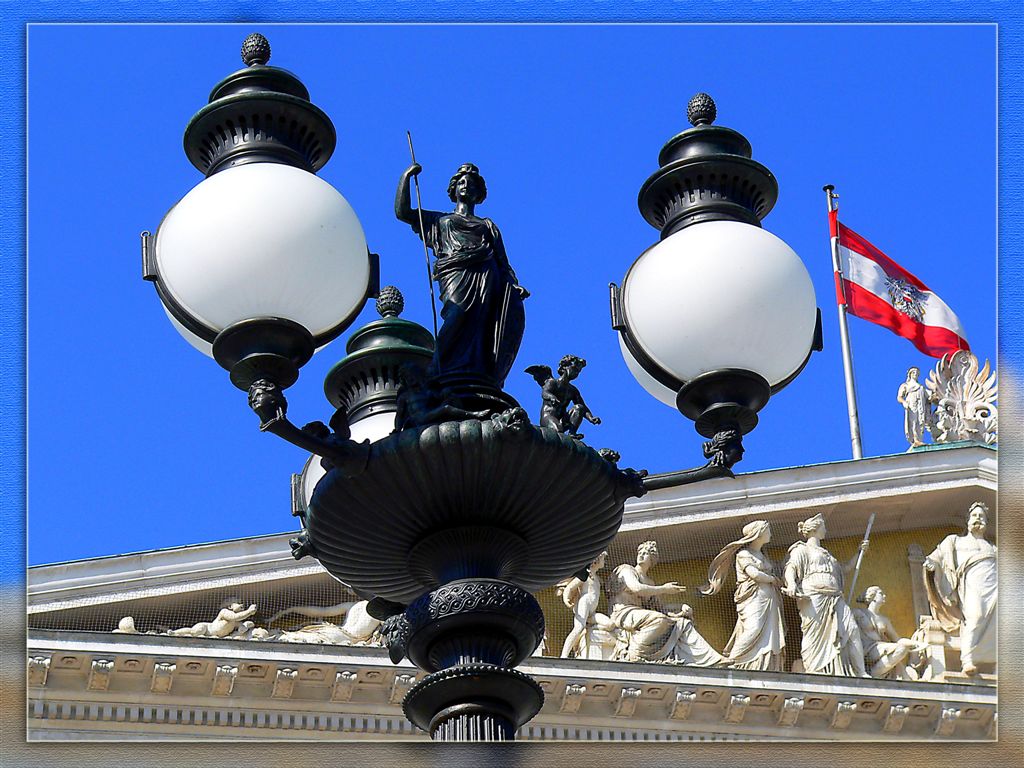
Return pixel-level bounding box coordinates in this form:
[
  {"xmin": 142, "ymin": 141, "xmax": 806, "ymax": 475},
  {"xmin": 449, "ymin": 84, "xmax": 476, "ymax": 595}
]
[
  {"xmin": 847, "ymin": 511, "xmax": 876, "ymax": 603},
  {"xmin": 407, "ymin": 131, "xmax": 439, "ymax": 340}
]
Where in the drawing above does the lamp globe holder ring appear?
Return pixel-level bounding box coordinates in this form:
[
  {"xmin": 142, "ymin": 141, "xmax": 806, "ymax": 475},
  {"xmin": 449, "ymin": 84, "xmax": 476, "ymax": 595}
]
[
  {"xmin": 211, "ymin": 317, "xmax": 314, "ymax": 391},
  {"xmin": 675, "ymin": 368, "xmax": 771, "ymax": 437}
]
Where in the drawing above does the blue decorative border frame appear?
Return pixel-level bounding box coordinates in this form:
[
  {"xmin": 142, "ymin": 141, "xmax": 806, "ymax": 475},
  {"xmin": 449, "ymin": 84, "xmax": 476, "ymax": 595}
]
[{"xmin": 2, "ymin": 2, "xmax": 1022, "ymax": 762}]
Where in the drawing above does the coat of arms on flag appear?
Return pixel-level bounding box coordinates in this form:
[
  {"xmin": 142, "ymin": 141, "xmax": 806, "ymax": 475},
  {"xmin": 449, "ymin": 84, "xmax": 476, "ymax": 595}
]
[{"xmin": 884, "ymin": 275, "xmax": 927, "ymax": 322}]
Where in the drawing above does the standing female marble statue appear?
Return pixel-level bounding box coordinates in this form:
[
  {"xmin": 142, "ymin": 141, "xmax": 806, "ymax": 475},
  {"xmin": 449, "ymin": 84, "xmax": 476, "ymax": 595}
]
[
  {"xmin": 897, "ymin": 366, "xmax": 931, "ymax": 448},
  {"xmin": 396, "ymin": 162, "xmax": 528, "ymax": 387},
  {"xmin": 854, "ymin": 586, "xmax": 924, "ymax": 680},
  {"xmin": 783, "ymin": 514, "xmax": 870, "ymax": 677},
  {"xmin": 700, "ymin": 520, "xmax": 786, "ymax": 671},
  {"xmin": 559, "ymin": 551, "xmax": 619, "ymax": 660},
  {"xmin": 607, "ymin": 541, "xmax": 724, "ymax": 666}
]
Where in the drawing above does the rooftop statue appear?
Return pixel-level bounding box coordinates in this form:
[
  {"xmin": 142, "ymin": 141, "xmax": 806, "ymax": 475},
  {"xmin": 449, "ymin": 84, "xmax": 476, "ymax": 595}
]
[
  {"xmin": 853, "ymin": 586, "xmax": 927, "ymax": 680},
  {"xmin": 558, "ymin": 551, "xmax": 620, "ymax": 660},
  {"xmin": 783, "ymin": 514, "xmax": 870, "ymax": 677},
  {"xmin": 701, "ymin": 520, "xmax": 786, "ymax": 672},
  {"xmin": 606, "ymin": 540, "xmax": 724, "ymax": 666},
  {"xmin": 897, "ymin": 366, "xmax": 931, "ymax": 449},
  {"xmin": 272, "ymin": 600, "xmax": 382, "ymax": 646},
  {"xmin": 396, "ymin": 162, "xmax": 528, "ymax": 388},
  {"xmin": 525, "ymin": 355, "xmax": 601, "ymax": 439},
  {"xmin": 923, "ymin": 502, "xmax": 997, "ymax": 675},
  {"xmin": 163, "ymin": 602, "xmax": 259, "ymax": 639}
]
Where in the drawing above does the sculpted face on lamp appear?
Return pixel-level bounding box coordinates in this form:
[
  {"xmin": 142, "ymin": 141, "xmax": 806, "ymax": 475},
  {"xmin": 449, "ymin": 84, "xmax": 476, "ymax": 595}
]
[{"xmin": 143, "ymin": 38, "xmax": 818, "ymax": 742}]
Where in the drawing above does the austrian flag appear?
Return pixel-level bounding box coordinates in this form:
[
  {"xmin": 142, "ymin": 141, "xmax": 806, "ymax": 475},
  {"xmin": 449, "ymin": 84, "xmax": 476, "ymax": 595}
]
[{"xmin": 829, "ymin": 210, "xmax": 969, "ymax": 358}]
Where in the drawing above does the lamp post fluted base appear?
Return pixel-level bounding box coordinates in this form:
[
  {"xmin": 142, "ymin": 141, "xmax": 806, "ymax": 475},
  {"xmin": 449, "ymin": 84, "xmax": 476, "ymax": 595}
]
[
  {"xmin": 380, "ymin": 579, "xmax": 546, "ymax": 742},
  {"xmin": 404, "ymin": 664, "xmax": 544, "ymax": 742}
]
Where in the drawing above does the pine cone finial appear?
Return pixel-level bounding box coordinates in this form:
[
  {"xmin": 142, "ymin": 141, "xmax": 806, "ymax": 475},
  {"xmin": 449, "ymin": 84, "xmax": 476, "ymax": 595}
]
[
  {"xmin": 376, "ymin": 285, "xmax": 405, "ymax": 318},
  {"xmin": 241, "ymin": 33, "xmax": 271, "ymax": 67},
  {"xmin": 687, "ymin": 93, "xmax": 717, "ymax": 127}
]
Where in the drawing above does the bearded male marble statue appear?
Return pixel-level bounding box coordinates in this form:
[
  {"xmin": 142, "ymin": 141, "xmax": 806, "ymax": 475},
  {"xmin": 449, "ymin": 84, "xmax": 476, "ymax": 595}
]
[{"xmin": 923, "ymin": 502, "xmax": 997, "ymax": 675}]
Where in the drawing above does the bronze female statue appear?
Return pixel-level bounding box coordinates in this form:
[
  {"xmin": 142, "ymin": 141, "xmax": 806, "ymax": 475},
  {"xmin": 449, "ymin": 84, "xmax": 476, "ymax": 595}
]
[{"xmin": 396, "ymin": 162, "xmax": 528, "ymax": 388}]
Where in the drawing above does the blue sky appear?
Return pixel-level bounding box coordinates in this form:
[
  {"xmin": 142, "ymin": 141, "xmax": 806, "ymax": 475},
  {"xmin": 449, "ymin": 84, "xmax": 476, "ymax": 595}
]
[{"xmin": 24, "ymin": 24, "xmax": 998, "ymax": 565}]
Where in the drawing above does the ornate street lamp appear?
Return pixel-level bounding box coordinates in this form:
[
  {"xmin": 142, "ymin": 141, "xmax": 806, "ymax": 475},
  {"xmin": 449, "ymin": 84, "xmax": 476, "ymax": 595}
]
[
  {"xmin": 144, "ymin": 38, "xmax": 821, "ymax": 742},
  {"xmin": 612, "ymin": 93, "xmax": 822, "ymax": 482},
  {"xmin": 144, "ymin": 34, "xmax": 645, "ymax": 742}
]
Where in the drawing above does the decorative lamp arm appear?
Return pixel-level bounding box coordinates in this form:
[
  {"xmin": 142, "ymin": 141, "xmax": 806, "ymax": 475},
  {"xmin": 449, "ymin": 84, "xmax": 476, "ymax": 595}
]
[
  {"xmin": 642, "ymin": 427, "xmax": 744, "ymax": 490},
  {"xmin": 248, "ymin": 379, "xmax": 370, "ymax": 478}
]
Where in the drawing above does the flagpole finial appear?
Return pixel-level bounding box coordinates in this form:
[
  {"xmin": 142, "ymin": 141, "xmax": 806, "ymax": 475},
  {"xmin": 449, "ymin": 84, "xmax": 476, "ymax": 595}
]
[{"xmin": 687, "ymin": 93, "xmax": 717, "ymax": 126}]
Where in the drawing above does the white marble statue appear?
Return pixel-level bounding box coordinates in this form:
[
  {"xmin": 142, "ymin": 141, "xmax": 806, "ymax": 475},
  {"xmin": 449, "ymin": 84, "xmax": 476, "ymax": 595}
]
[
  {"xmin": 112, "ymin": 616, "xmax": 142, "ymax": 634},
  {"xmin": 271, "ymin": 600, "xmax": 382, "ymax": 646},
  {"xmin": 606, "ymin": 540, "xmax": 724, "ymax": 666},
  {"xmin": 923, "ymin": 502, "xmax": 997, "ymax": 675},
  {"xmin": 853, "ymin": 586, "xmax": 926, "ymax": 680},
  {"xmin": 559, "ymin": 551, "xmax": 620, "ymax": 660},
  {"xmin": 897, "ymin": 366, "xmax": 931, "ymax": 448},
  {"xmin": 783, "ymin": 514, "xmax": 870, "ymax": 677},
  {"xmin": 164, "ymin": 603, "xmax": 259, "ymax": 639},
  {"xmin": 924, "ymin": 351, "xmax": 998, "ymax": 445},
  {"xmin": 701, "ymin": 520, "xmax": 786, "ymax": 671},
  {"xmin": 113, "ymin": 601, "xmax": 383, "ymax": 646}
]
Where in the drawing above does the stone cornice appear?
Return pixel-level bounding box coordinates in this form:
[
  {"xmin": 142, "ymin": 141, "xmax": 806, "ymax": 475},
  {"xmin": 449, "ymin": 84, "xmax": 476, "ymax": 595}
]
[
  {"xmin": 27, "ymin": 630, "xmax": 996, "ymax": 742},
  {"xmin": 28, "ymin": 447, "xmax": 995, "ymax": 612},
  {"xmin": 626, "ymin": 445, "xmax": 995, "ymax": 538}
]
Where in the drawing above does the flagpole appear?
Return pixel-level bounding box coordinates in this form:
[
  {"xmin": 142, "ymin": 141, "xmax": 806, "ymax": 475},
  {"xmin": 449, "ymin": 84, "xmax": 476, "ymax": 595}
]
[{"xmin": 824, "ymin": 184, "xmax": 864, "ymax": 460}]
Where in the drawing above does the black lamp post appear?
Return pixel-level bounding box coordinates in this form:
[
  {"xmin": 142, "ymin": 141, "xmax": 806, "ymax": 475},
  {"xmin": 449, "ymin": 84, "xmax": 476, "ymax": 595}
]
[{"xmin": 144, "ymin": 39, "xmax": 818, "ymax": 742}]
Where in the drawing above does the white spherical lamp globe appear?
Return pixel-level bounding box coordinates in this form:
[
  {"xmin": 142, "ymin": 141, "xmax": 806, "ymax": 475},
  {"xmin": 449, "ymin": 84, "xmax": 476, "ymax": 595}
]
[
  {"xmin": 154, "ymin": 162, "xmax": 369, "ymax": 356},
  {"xmin": 620, "ymin": 220, "xmax": 817, "ymax": 404}
]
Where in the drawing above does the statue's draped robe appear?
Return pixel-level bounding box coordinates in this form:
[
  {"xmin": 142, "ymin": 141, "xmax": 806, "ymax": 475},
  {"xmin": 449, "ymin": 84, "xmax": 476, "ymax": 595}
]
[
  {"xmin": 416, "ymin": 211, "xmax": 525, "ymax": 386},
  {"xmin": 898, "ymin": 379, "xmax": 930, "ymax": 444},
  {"xmin": 607, "ymin": 565, "xmax": 724, "ymax": 666},
  {"xmin": 784, "ymin": 542, "xmax": 865, "ymax": 676},
  {"xmin": 924, "ymin": 535, "xmax": 997, "ymax": 667},
  {"xmin": 725, "ymin": 549, "xmax": 786, "ymax": 671}
]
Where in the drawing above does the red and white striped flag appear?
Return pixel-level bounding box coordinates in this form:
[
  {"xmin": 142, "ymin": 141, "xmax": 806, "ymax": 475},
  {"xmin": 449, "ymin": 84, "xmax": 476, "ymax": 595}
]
[{"xmin": 829, "ymin": 210, "xmax": 969, "ymax": 357}]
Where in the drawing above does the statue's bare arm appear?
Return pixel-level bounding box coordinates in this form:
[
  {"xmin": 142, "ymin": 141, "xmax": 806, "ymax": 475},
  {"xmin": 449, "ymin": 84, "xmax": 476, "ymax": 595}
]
[
  {"xmin": 223, "ymin": 604, "xmax": 258, "ymax": 622},
  {"xmin": 782, "ymin": 561, "xmax": 800, "ymax": 597},
  {"xmin": 395, "ymin": 163, "xmax": 441, "ymax": 238},
  {"xmin": 617, "ymin": 566, "xmax": 685, "ymax": 598},
  {"xmin": 743, "ymin": 563, "xmax": 776, "ymax": 585}
]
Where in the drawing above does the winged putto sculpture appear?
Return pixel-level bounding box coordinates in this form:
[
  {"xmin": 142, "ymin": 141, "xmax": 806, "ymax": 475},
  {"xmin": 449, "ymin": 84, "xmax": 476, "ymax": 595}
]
[{"xmin": 525, "ymin": 355, "xmax": 601, "ymax": 439}]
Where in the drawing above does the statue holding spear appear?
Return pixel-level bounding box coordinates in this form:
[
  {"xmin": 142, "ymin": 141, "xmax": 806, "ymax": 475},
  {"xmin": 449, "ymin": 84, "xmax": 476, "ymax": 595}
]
[{"xmin": 395, "ymin": 148, "xmax": 529, "ymax": 391}]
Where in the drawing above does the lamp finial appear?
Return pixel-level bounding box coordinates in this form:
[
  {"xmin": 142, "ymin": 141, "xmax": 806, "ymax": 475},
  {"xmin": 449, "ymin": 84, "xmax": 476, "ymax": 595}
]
[
  {"xmin": 241, "ymin": 33, "xmax": 271, "ymax": 67},
  {"xmin": 687, "ymin": 93, "xmax": 716, "ymax": 126}
]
